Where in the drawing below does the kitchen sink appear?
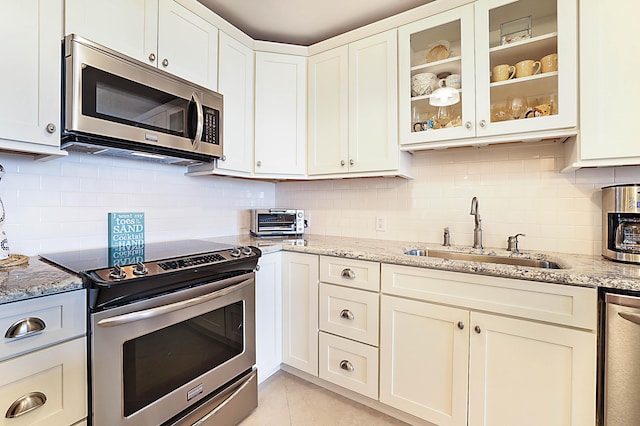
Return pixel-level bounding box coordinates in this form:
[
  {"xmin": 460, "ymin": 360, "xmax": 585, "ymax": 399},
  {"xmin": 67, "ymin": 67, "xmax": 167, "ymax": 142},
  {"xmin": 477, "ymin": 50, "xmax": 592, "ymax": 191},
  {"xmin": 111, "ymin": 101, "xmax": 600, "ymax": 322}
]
[{"xmin": 403, "ymin": 249, "xmax": 563, "ymax": 269}]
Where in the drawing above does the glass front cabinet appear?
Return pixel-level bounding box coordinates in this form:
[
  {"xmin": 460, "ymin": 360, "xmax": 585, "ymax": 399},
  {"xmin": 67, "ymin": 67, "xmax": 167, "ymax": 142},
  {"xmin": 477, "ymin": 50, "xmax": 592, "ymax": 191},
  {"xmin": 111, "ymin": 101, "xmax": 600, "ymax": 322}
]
[{"xmin": 399, "ymin": 0, "xmax": 577, "ymax": 149}]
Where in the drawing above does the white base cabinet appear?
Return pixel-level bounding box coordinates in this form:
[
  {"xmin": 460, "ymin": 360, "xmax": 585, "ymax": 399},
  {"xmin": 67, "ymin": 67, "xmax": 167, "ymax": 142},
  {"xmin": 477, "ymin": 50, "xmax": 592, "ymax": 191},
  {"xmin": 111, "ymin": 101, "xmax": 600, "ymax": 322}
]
[
  {"xmin": 380, "ymin": 264, "xmax": 597, "ymax": 426},
  {"xmin": 281, "ymin": 252, "xmax": 319, "ymax": 376},
  {"xmin": 255, "ymin": 252, "xmax": 282, "ymax": 383}
]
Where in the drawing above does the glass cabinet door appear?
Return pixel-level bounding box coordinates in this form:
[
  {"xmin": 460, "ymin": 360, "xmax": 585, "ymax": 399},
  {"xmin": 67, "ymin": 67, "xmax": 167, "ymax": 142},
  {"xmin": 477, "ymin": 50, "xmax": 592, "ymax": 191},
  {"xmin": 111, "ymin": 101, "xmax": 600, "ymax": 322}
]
[
  {"xmin": 398, "ymin": 4, "xmax": 476, "ymax": 146},
  {"xmin": 474, "ymin": 0, "xmax": 577, "ymax": 138}
]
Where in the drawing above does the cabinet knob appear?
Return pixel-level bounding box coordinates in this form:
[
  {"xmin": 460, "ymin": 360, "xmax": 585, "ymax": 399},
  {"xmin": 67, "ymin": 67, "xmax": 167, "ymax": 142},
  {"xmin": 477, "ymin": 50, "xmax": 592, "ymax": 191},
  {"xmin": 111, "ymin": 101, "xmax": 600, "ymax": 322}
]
[
  {"xmin": 256, "ymin": 161, "xmax": 262, "ymax": 167},
  {"xmin": 479, "ymin": 120, "xmax": 487, "ymax": 128},
  {"xmin": 148, "ymin": 53, "xmax": 156, "ymax": 62},
  {"xmin": 474, "ymin": 325, "xmax": 482, "ymax": 334},
  {"xmin": 5, "ymin": 391, "xmax": 47, "ymax": 418},
  {"xmin": 341, "ymin": 268, "xmax": 356, "ymax": 279},
  {"xmin": 340, "ymin": 309, "xmax": 355, "ymax": 320},
  {"xmin": 220, "ymin": 155, "xmax": 226, "ymax": 161},
  {"xmin": 457, "ymin": 321, "xmax": 465, "ymax": 330},
  {"xmin": 162, "ymin": 58, "xmax": 169, "ymax": 67},
  {"xmin": 45, "ymin": 123, "xmax": 56, "ymax": 134},
  {"xmin": 339, "ymin": 360, "xmax": 355, "ymax": 372},
  {"xmin": 340, "ymin": 160, "xmax": 345, "ymax": 166},
  {"xmin": 465, "ymin": 121, "xmax": 472, "ymax": 130},
  {"xmin": 349, "ymin": 159, "xmax": 354, "ymax": 166}
]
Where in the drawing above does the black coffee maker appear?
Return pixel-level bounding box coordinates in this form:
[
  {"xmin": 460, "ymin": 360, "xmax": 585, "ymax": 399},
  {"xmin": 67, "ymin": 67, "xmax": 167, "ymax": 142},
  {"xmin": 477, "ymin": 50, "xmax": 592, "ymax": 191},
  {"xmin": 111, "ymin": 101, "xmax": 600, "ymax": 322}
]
[{"xmin": 603, "ymin": 184, "xmax": 640, "ymax": 263}]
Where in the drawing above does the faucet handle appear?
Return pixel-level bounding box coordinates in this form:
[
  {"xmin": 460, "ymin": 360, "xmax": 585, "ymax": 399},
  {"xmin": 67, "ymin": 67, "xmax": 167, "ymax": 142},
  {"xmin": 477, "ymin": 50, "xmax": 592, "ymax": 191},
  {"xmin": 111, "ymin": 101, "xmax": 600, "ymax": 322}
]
[{"xmin": 506, "ymin": 233, "xmax": 526, "ymax": 252}]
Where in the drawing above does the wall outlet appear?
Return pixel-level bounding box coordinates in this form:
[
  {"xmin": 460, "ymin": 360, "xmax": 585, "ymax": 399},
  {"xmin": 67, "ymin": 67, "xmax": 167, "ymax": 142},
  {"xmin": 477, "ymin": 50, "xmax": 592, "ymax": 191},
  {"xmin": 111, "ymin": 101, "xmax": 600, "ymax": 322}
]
[{"xmin": 375, "ymin": 216, "xmax": 387, "ymax": 232}]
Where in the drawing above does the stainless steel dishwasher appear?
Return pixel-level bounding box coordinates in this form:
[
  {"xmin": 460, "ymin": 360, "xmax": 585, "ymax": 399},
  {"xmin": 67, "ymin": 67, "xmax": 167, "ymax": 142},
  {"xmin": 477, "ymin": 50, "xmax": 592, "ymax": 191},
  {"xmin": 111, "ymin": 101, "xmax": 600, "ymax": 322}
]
[{"xmin": 603, "ymin": 293, "xmax": 640, "ymax": 425}]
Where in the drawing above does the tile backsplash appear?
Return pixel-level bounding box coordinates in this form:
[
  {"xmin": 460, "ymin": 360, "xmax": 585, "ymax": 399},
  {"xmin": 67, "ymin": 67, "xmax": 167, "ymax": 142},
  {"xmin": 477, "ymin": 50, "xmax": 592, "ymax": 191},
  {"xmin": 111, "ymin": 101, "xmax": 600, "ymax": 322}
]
[
  {"xmin": 276, "ymin": 141, "xmax": 640, "ymax": 256},
  {"xmin": 2, "ymin": 141, "xmax": 639, "ymax": 257},
  {"xmin": 0, "ymin": 152, "xmax": 274, "ymax": 255}
]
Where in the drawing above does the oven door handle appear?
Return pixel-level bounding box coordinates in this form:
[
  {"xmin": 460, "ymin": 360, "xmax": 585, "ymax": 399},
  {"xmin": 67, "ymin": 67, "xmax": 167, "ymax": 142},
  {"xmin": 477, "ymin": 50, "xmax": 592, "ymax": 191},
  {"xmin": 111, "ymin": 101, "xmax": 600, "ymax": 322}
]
[{"xmin": 96, "ymin": 277, "xmax": 251, "ymax": 328}]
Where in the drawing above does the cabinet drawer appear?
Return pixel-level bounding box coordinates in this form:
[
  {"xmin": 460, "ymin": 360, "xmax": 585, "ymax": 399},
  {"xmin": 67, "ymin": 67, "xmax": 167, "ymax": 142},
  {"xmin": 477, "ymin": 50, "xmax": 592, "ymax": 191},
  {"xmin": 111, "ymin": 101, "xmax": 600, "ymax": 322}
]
[
  {"xmin": 319, "ymin": 284, "xmax": 379, "ymax": 346},
  {"xmin": 0, "ymin": 337, "xmax": 87, "ymax": 426},
  {"xmin": 0, "ymin": 290, "xmax": 86, "ymax": 362},
  {"xmin": 319, "ymin": 332, "xmax": 378, "ymax": 400},
  {"xmin": 381, "ymin": 264, "xmax": 597, "ymax": 330},
  {"xmin": 320, "ymin": 256, "xmax": 380, "ymax": 291}
]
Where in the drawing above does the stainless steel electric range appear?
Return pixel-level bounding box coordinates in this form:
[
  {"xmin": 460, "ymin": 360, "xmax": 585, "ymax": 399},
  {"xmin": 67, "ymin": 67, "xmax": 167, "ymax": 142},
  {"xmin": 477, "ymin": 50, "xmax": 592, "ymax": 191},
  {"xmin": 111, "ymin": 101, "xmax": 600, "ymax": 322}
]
[{"xmin": 41, "ymin": 239, "xmax": 261, "ymax": 426}]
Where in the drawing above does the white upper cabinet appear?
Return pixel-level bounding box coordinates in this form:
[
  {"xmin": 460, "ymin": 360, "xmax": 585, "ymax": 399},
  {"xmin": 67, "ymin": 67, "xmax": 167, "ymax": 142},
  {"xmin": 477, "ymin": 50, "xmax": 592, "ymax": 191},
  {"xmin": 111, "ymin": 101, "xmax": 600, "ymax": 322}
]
[
  {"xmin": 0, "ymin": 0, "xmax": 65, "ymax": 156},
  {"xmin": 254, "ymin": 52, "xmax": 307, "ymax": 177},
  {"xmin": 65, "ymin": 0, "xmax": 218, "ymax": 90},
  {"xmin": 308, "ymin": 30, "xmax": 407, "ymax": 177},
  {"xmin": 215, "ymin": 32, "xmax": 254, "ymax": 175},
  {"xmin": 399, "ymin": 0, "xmax": 578, "ymax": 150},
  {"xmin": 564, "ymin": 0, "xmax": 640, "ymax": 167}
]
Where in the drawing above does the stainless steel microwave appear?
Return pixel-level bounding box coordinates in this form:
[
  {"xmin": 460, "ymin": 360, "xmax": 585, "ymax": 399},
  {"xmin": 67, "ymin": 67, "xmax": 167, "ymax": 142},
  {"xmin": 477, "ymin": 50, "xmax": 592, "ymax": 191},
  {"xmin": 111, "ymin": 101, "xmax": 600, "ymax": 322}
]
[
  {"xmin": 61, "ymin": 34, "xmax": 223, "ymax": 165},
  {"xmin": 250, "ymin": 209, "xmax": 305, "ymax": 237}
]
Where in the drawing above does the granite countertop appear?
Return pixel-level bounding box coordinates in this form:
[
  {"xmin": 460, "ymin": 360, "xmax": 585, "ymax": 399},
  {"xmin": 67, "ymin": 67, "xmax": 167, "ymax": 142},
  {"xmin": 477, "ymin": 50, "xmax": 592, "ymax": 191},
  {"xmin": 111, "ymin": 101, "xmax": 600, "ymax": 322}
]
[
  {"xmin": 0, "ymin": 256, "xmax": 83, "ymax": 305},
  {"xmin": 218, "ymin": 234, "xmax": 640, "ymax": 292},
  {"xmin": 4, "ymin": 234, "xmax": 640, "ymax": 306}
]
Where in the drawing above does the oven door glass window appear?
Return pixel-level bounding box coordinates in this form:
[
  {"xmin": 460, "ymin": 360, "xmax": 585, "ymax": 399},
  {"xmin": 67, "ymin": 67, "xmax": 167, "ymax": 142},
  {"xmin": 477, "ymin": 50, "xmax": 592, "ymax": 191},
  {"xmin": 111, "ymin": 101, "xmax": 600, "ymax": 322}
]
[
  {"xmin": 259, "ymin": 213, "xmax": 296, "ymax": 232},
  {"xmin": 122, "ymin": 301, "xmax": 244, "ymax": 416},
  {"xmin": 81, "ymin": 66, "xmax": 197, "ymax": 139}
]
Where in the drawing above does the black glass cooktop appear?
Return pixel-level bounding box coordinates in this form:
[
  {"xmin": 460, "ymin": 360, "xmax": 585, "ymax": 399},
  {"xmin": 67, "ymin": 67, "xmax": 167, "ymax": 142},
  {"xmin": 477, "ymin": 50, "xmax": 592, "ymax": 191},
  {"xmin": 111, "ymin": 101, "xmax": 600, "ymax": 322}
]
[{"xmin": 40, "ymin": 239, "xmax": 236, "ymax": 274}]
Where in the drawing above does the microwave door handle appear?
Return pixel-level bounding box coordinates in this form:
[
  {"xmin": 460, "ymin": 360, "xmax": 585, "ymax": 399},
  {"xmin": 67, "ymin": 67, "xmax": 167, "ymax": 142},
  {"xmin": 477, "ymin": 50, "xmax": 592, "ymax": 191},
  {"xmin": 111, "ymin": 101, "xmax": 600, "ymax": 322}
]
[
  {"xmin": 191, "ymin": 92, "xmax": 204, "ymax": 150},
  {"xmin": 96, "ymin": 277, "xmax": 252, "ymax": 327}
]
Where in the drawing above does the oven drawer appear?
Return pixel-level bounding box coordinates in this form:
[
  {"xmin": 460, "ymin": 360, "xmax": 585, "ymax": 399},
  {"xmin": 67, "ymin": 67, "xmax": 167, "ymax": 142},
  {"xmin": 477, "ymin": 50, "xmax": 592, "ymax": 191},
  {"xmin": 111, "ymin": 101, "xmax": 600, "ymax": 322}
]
[
  {"xmin": 0, "ymin": 290, "xmax": 86, "ymax": 362},
  {"xmin": 319, "ymin": 283, "xmax": 379, "ymax": 346},
  {"xmin": 319, "ymin": 332, "xmax": 379, "ymax": 400},
  {"xmin": 320, "ymin": 256, "xmax": 380, "ymax": 291},
  {"xmin": 0, "ymin": 337, "xmax": 87, "ymax": 426}
]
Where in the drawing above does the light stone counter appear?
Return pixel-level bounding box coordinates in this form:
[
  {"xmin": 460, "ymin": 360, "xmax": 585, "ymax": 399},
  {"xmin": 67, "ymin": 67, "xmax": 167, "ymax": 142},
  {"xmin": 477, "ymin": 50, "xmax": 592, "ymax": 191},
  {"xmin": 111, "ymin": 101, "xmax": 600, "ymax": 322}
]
[
  {"xmin": 219, "ymin": 234, "xmax": 640, "ymax": 292},
  {"xmin": 5, "ymin": 234, "xmax": 640, "ymax": 306},
  {"xmin": 0, "ymin": 257, "xmax": 83, "ymax": 305}
]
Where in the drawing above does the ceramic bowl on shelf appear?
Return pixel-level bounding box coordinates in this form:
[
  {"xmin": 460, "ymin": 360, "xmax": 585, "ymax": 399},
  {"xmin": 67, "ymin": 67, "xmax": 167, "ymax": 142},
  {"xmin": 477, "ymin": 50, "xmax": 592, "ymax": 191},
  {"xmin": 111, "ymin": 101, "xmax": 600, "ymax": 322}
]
[{"xmin": 426, "ymin": 40, "xmax": 450, "ymax": 63}]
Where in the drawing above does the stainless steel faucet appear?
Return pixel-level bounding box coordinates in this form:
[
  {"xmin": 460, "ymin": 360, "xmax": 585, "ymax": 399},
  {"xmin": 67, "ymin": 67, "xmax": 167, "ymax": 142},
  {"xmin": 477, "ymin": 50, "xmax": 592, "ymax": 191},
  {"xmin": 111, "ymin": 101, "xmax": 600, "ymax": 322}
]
[{"xmin": 470, "ymin": 196, "xmax": 482, "ymax": 249}]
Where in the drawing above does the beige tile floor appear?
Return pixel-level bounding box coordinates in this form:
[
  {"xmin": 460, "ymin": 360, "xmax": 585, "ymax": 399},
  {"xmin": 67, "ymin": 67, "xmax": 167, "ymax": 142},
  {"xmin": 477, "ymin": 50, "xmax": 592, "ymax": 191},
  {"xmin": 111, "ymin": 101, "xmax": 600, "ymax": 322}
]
[{"xmin": 239, "ymin": 371, "xmax": 409, "ymax": 426}]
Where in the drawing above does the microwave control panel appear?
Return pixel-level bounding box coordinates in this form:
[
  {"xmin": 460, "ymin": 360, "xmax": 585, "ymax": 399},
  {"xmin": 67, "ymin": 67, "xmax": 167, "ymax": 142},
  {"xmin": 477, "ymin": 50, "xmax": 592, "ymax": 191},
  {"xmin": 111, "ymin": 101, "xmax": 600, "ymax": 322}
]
[{"xmin": 202, "ymin": 106, "xmax": 219, "ymax": 145}]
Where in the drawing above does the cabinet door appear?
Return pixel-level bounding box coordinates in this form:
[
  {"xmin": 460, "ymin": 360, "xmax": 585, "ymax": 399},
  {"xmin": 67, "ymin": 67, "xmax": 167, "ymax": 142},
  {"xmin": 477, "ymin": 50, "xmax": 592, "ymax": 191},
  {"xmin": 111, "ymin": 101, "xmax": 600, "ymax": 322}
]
[
  {"xmin": 254, "ymin": 52, "xmax": 307, "ymax": 176},
  {"xmin": 578, "ymin": 0, "xmax": 640, "ymax": 161},
  {"xmin": 349, "ymin": 30, "xmax": 399, "ymax": 173},
  {"xmin": 0, "ymin": 0, "xmax": 62, "ymax": 150},
  {"xmin": 474, "ymin": 0, "xmax": 577, "ymax": 137},
  {"xmin": 398, "ymin": 4, "xmax": 476, "ymax": 145},
  {"xmin": 157, "ymin": 0, "xmax": 218, "ymax": 90},
  {"xmin": 255, "ymin": 253, "xmax": 282, "ymax": 383},
  {"xmin": 0, "ymin": 338, "xmax": 87, "ymax": 426},
  {"xmin": 379, "ymin": 295, "xmax": 470, "ymax": 426},
  {"xmin": 216, "ymin": 32, "xmax": 254, "ymax": 174},
  {"xmin": 468, "ymin": 312, "xmax": 596, "ymax": 426},
  {"xmin": 65, "ymin": 0, "xmax": 158, "ymax": 65},
  {"xmin": 307, "ymin": 46, "xmax": 349, "ymax": 175},
  {"xmin": 282, "ymin": 252, "xmax": 319, "ymax": 376}
]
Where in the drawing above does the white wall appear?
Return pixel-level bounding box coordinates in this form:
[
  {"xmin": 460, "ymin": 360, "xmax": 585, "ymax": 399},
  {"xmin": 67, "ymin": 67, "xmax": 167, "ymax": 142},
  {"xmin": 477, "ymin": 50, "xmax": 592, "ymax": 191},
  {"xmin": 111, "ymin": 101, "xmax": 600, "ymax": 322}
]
[
  {"xmin": 0, "ymin": 152, "xmax": 275, "ymax": 256},
  {"xmin": 276, "ymin": 141, "xmax": 640, "ymax": 256}
]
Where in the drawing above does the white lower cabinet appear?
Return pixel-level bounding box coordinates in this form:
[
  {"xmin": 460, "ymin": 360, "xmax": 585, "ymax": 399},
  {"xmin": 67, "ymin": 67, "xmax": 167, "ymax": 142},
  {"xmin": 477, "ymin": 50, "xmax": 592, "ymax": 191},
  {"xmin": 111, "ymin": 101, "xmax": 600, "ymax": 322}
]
[
  {"xmin": 0, "ymin": 338, "xmax": 87, "ymax": 426},
  {"xmin": 281, "ymin": 252, "xmax": 319, "ymax": 376},
  {"xmin": 318, "ymin": 332, "xmax": 378, "ymax": 400},
  {"xmin": 255, "ymin": 252, "xmax": 282, "ymax": 383},
  {"xmin": 380, "ymin": 295, "xmax": 469, "ymax": 426},
  {"xmin": 0, "ymin": 290, "xmax": 87, "ymax": 426},
  {"xmin": 380, "ymin": 264, "xmax": 597, "ymax": 426}
]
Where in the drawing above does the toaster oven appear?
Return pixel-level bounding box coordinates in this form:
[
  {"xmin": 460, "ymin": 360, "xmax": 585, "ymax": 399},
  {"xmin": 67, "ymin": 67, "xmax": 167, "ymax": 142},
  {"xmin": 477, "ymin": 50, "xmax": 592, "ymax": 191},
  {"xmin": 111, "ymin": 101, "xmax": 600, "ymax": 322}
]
[{"xmin": 250, "ymin": 209, "xmax": 305, "ymax": 237}]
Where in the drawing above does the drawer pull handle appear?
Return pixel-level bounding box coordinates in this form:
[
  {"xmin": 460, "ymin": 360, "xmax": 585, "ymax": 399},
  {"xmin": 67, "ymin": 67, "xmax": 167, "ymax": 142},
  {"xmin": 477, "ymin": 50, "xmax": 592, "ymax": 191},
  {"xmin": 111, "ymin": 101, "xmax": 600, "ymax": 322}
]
[
  {"xmin": 341, "ymin": 268, "xmax": 356, "ymax": 279},
  {"xmin": 339, "ymin": 309, "xmax": 355, "ymax": 320},
  {"xmin": 4, "ymin": 317, "xmax": 46, "ymax": 339},
  {"xmin": 5, "ymin": 391, "xmax": 47, "ymax": 418},
  {"xmin": 339, "ymin": 360, "xmax": 355, "ymax": 372}
]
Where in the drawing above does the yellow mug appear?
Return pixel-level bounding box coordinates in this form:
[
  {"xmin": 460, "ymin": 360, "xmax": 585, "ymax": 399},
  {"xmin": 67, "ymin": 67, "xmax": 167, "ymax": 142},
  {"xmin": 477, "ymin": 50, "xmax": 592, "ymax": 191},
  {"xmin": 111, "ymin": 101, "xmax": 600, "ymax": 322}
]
[
  {"xmin": 492, "ymin": 64, "xmax": 516, "ymax": 82},
  {"xmin": 541, "ymin": 53, "xmax": 558, "ymax": 73},
  {"xmin": 515, "ymin": 60, "xmax": 541, "ymax": 78}
]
